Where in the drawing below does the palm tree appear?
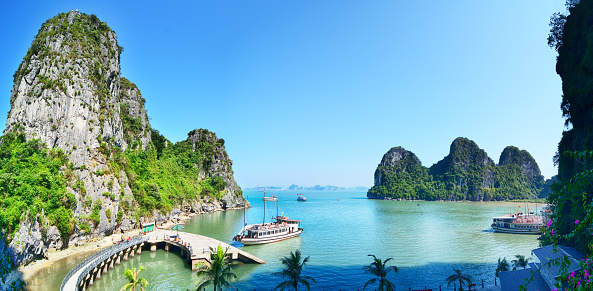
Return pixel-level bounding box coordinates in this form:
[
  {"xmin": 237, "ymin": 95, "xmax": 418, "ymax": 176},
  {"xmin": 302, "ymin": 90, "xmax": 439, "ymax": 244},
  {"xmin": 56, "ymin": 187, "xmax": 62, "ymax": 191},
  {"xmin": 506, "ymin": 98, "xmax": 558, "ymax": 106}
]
[
  {"xmin": 511, "ymin": 254, "xmax": 531, "ymax": 270},
  {"xmin": 274, "ymin": 249, "xmax": 316, "ymax": 291},
  {"xmin": 195, "ymin": 245, "xmax": 237, "ymax": 291},
  {"xmin": 495, "ymin": 257, "xmax": 510, "ymax": 277},
  {"xmin": 446, "ymin": 269, "xmax": 472, "ymax": 291},
  {"xmin": 120, "ymin": 265, "xmax": 149, "ymax": 291},
  {"xmin": 363, "ymin": 254, "xmax": 398, "ymax": 291}
]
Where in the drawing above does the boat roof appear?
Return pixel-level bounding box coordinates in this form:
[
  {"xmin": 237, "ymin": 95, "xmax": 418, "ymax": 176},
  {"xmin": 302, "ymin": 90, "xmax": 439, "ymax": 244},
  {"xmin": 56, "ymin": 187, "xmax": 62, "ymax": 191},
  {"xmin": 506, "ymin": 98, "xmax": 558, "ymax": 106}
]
[{"xmin": 275, "ymin": 216, "xmax": 301, "ymax": 222}]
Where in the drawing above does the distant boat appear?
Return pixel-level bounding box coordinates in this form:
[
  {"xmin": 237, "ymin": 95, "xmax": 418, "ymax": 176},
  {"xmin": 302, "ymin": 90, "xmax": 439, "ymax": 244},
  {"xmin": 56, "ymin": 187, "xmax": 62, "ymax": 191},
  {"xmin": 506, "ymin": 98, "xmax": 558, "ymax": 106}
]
[
  {"xmin": 297, "ymin": 193, "xmax": 307, "ymax": 202},
  {"xmin": 233, "ymin": 190, "xmax": 303, "ymax": 245},
  {"xmin": 491, "ymin": 212, "xmax": 543, "ymax": 234}
]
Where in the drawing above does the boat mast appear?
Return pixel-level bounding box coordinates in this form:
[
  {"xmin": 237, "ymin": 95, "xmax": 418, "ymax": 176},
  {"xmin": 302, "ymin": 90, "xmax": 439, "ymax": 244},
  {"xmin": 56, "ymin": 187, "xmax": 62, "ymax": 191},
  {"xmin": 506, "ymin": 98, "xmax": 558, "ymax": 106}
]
[
  {"xmin": 276, "ymin": 197, "xmax": 279, "ymax": 225},
  {"xmin": 263, "ymin": 190, "xmax": 266, "ymax": 225}
]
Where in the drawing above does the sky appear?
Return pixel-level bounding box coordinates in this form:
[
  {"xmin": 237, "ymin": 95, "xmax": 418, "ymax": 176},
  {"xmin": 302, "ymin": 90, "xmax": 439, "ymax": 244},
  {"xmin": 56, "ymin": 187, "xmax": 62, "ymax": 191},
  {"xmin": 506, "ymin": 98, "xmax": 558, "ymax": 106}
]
[{"xmin": 0, "ymin": 1, "xmax": 568, "ymax": 188}]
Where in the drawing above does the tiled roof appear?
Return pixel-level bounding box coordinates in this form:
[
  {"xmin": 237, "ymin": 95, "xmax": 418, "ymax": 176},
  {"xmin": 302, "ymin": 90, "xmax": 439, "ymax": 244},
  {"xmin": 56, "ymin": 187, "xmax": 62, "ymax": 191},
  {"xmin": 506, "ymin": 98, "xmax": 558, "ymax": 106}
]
[
  {"xmin": 532, "ymin": 245, "xmax": 584, "ymax": 276},
  {"xmin": 499, "ymin": 268, "xmax": 550, "ymax": 291}
]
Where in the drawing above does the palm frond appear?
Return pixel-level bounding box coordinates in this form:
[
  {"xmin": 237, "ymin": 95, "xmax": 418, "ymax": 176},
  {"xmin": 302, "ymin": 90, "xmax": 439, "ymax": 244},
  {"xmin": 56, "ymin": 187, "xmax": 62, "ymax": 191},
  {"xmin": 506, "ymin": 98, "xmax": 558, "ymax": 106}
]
[{"xmin": 363, "ymin": 278, "xmax": 378, "ymax": 290}]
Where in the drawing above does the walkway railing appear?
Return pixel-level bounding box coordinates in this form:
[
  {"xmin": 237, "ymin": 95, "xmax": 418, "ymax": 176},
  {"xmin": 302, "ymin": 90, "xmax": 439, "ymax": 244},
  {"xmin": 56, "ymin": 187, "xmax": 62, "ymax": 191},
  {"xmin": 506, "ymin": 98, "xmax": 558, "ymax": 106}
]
[{"xmin": 60, "ymin": 236, "xmax": 147, "ymax": 291}]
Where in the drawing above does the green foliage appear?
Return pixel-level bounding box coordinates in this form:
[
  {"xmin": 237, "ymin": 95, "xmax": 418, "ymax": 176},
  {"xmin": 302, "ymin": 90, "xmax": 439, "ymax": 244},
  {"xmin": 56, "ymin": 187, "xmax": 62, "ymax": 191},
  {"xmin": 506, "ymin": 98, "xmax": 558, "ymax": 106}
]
[
  {"xmin": 368, "ymin": 140, "xmax": 545, "ymax": 201},
  {"xmin": 446, "ymin": 269, "xmax": 472, "ymax": 291},
  {"xmin": 0, "ymin": 134, "xmax": 72, "ymax": 238},
  {"xmin": 89, "ymin": 199, "xmax": 102, "ymax": 227},
  {"xmin": 120, "ymin": 103, "xmax": 144, "ymax": 145},
  {"xmin": 363, "ymin": 255, "xmax": 397, "ymax": 291},
  {"xmin": 113, "ymin": 129, "xmax": 236, "ymax": 216},
  {"xmin": 150, "ymin": 129, "xmax": 168, "ymax": 158},
  {"xmin": 121, "ymin": 265, "xmax": 148, "ymax": 291},
  {"xmin": 542, "ymin": 0, "xmax": 593, "ymax": 257},
  {"xmin": 195, "ymin": 245, "xmax": 237, "ymax": 291},
  {"xmin": 274, "ymin": 249, "xmax": 316, "ymax": 291}
]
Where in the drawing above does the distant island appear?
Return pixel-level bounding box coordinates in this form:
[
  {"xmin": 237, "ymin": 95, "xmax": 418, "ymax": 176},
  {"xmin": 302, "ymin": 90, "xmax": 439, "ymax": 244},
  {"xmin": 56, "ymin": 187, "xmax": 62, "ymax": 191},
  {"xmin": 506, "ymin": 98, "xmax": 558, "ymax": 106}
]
[
  {"xmin": 243, "ymin": 184, "xmax": 369, "ymax": 191},
  {"xmin": 368, "ymin": 137, "xmax": 556, "ymax": 201}
]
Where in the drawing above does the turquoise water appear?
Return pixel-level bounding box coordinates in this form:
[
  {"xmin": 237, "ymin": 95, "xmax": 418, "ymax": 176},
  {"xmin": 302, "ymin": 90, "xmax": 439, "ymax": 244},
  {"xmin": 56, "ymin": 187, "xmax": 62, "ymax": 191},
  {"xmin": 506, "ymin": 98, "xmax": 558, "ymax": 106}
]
[{"xmin": 29, "ymin": 190, "xmax": 542, "ymax": 290}]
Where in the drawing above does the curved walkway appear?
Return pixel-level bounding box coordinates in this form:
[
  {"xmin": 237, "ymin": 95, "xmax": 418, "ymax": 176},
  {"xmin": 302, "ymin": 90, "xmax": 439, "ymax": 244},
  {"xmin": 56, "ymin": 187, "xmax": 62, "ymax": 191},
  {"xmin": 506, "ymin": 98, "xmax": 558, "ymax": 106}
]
[{"xmin": 61, "ymin": 230, "xmax": 263, "ymax": 291}]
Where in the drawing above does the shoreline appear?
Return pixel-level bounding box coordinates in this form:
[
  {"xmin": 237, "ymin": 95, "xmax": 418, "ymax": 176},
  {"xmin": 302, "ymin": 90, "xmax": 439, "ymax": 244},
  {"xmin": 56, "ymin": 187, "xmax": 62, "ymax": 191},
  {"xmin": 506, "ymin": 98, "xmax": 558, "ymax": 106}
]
[{"xmin": 18, "ymin": 209, "xmax": 222, "ymax": 283}]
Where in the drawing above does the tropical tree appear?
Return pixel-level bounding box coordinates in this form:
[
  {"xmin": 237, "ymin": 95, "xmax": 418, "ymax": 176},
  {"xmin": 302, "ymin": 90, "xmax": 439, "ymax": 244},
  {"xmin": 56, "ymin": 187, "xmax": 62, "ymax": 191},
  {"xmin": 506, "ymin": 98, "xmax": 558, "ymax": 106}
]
[
  {"xmin": 511, "ymin": 254, "xmax": 531, "ymax": 270},
  {"xmin": 274, "ymin": 249, "xmax": 316, "ymax": 291},
  {"xmin": 120, "ymin": 265, "xmax": 148, "ymax": 291},
  {"xmin": 446, "ymin": 269, "xmax": 472, "ymax": 291},
  {"xmin": 495, "ymin": 257, "xmax": 510, "ymax": 277},
  {"xmin": 195, "ymin": 245, "xmax": 237, "ymax": 291},
  {"xmin": 363, "ymin": 254, "xmax": 398, "ymax": 291}
]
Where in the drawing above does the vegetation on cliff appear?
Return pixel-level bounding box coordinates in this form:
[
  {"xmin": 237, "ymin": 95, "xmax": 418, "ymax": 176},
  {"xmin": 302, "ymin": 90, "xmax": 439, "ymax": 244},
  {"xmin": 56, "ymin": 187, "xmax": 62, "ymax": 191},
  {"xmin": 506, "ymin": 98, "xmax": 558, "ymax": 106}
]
[
  {"xmin": 541, "ymin": 0, "xmax": 593, "ymax": 257},
  {"xmin": 0, "ymin": 11, "xmax": 244, "ymax": 260},
  {"xmin": 368, "ymin": 138, "xmax": 546, "ymax": 201},
  {"xmin": 0, "ymin": 134, "xmax": 74, "ymax": 239}
]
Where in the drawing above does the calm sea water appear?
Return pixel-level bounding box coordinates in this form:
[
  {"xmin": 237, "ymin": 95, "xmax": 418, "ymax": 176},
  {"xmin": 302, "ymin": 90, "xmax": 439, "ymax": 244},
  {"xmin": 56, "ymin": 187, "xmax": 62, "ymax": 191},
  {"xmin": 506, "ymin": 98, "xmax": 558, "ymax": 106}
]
[{"xmin": 27, "ymin": 190, "xmax": 542, "ymax": 290}]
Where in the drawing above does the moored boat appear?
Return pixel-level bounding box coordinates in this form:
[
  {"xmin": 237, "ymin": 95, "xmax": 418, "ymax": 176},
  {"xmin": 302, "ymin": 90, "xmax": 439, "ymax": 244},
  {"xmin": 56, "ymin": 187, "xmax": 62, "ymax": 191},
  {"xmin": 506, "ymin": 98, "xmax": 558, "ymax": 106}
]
[
  {"xmin": 233, "ymin": 216, "xmax": 303, "ymax": 245},
  {"xmin": 297, "ymin": 193, "xmax": 307, "ymax": 201},
  {"xmin": 491, "ymin": 212, "xmax": 543, "ymax": 234},
  {"xmin": 233, "ymin": 190, "xmax": 303, "ymax": 245}
]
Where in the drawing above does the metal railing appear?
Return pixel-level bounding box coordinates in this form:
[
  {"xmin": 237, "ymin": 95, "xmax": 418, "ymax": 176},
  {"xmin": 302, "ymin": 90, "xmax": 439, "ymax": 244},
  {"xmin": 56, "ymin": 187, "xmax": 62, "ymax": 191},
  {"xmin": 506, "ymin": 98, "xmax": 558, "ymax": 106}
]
[{"xmin": 60, "ymin": 236, "xmax": 147, "ymax": 291}]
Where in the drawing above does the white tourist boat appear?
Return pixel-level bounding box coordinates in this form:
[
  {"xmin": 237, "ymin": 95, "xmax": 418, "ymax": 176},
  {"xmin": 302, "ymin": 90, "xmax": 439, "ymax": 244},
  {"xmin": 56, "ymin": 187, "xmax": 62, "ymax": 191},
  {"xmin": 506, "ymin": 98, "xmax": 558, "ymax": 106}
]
[
  {"xmin": 233, "ymin": 192, "xmax": 303, "ymax": 246},
  {"xmin": 491, "ymin": 212, "xmax": 543, "ymax": 234}
]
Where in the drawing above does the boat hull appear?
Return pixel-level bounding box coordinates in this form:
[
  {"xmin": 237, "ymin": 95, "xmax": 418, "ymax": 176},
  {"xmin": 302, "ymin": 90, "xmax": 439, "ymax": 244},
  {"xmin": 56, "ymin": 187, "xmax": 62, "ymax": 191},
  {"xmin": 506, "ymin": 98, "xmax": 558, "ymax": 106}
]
[
  {"xmin": 491, "ymin": 225, "xmax": 542, "ymax": 235},
  {"xmin": 237, "ymin": 229, "xmax": 303, "ymax": 246}
]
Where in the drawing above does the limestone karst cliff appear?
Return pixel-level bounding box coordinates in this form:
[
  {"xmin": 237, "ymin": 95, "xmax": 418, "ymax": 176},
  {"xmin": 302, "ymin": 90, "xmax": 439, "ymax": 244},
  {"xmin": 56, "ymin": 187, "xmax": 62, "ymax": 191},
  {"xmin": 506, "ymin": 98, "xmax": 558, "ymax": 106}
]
[
  {"xmin": 1, "ymin": 11, "xmax": 245, "ymax": 266},
  {"xmin": 367, "ymin": 137, "xmax": 546, "ymax": 201}
]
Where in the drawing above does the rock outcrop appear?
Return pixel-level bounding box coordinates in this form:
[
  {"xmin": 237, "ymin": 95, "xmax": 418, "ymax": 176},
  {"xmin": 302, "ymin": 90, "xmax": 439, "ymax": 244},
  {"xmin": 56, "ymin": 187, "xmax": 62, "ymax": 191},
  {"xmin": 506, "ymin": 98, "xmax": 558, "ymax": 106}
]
[
  {"xmin": 373, "ymin": 147, "xmax": 422, "ymax": 186},
  {"xmin": 429, "ymin": 137, "xmax": 496, "ymax": 200},
  {"xmin": 368, "ymin": 137, "xmax": 547, "ymax": 201},
  {"xmin": 187, "ymin": 129, "xmax": 244, "ymax": 209},
  {"xmin": 2, "ymin": 11, "xmax": 246, "ymax": 266},
  {"xmin": 498, "ymin": 146, "xmax": 543, "ymax": 185}
]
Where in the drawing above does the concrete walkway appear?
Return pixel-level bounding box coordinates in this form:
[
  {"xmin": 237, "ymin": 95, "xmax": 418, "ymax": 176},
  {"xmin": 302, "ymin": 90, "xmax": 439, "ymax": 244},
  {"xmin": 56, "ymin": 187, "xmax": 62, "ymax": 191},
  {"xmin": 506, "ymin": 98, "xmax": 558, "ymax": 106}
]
[
  {"xmin": 62, "ymin": 230, "xmax": 264, "ymax": 290},
  {"xmin": 147, "ymin": 229, "xmax": 265, "ymax": 264}
]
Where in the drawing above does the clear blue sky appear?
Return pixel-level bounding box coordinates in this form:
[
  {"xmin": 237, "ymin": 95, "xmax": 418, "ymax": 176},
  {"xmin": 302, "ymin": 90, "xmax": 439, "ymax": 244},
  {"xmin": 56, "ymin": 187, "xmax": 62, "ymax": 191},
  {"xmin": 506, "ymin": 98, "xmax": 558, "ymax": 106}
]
[{"xmin": 0, "ymin": 1, "xmax": 567, "ymax": 188}]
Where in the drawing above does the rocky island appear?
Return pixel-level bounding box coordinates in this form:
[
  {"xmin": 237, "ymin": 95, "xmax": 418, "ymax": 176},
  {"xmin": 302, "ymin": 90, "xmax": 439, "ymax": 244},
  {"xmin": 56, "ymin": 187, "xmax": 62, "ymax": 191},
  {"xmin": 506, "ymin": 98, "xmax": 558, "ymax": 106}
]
[
  {"xmin": 368, "ymin": 137, "xmax": 552, "ymax": 201},
  {"xmin": 0, "ymin": 10, "xmax": 246, "ymax": 269}
]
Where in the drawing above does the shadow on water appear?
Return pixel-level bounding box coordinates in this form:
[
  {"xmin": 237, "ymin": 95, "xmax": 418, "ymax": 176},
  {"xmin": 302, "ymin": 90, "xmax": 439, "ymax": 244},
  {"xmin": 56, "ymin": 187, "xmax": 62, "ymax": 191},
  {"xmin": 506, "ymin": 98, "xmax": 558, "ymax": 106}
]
[{"xmin": 233, "ymin": 262, "xmax": 500, "ymax": 291}]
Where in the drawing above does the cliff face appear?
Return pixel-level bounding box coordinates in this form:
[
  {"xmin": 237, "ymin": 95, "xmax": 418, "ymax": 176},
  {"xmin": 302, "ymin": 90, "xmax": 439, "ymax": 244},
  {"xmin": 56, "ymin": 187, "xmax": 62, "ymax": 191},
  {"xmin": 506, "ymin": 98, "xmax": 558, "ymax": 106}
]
[
  {"xmin": 373, "ymin": 147, "xmax": 422, "ymax": 186},
  {"xmin": 6, "ymin": 11, "xmax": 127, "ymax": 164},
  {"xmin": 187, "ymin": 129, "xmax": 243, "ymax": 208},
  {"xmin": 498, "ymin": 146, "xmax": 543, "ymax": 184},
  {"xmin": 368, "ymin": 137, "xmax": 546, "ymax": 201},
  {"xmin": 4, "ymin": 12, "xmax": 135, "ymax": 263},
  {"xmin": 119, "ymin": 77, "xmax": 151, "ymax": 150},
  {"xmin": 429, "ymin": 137, "xmax": 496, "ymax": 200},
  {"xmin": 1, "ymin": 11, "xmax": 245, "ymax": 266}
]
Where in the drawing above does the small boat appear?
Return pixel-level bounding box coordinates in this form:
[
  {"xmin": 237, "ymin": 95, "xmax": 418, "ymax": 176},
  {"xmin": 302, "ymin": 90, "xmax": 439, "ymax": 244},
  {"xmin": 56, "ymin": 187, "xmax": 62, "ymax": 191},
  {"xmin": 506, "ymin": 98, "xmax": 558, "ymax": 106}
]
[
  {"xmin": 491, "ymin": 212, "xmax": 543, "ymax": 234},
  {"xmin": 297, "ymin": 193, "xmax": 307, "ymax": 202},
  {"xmin": 233, "ymin": 190, "xmax": 303, "ymax": 245}
]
